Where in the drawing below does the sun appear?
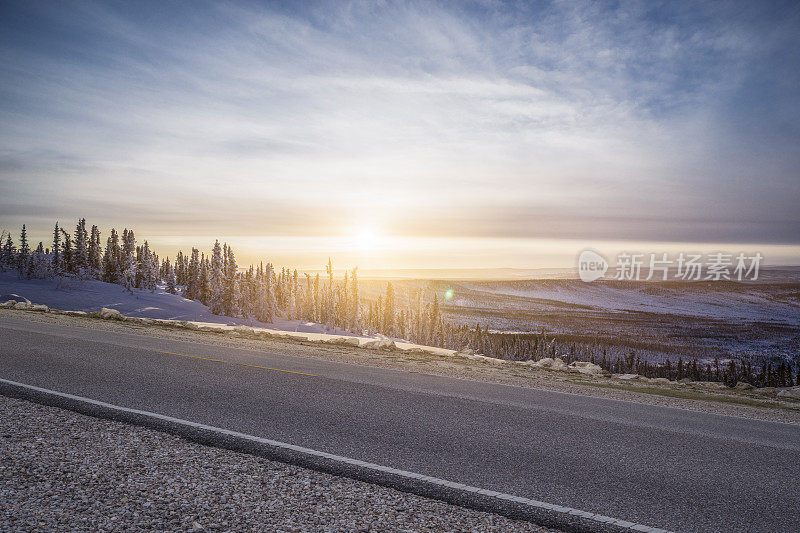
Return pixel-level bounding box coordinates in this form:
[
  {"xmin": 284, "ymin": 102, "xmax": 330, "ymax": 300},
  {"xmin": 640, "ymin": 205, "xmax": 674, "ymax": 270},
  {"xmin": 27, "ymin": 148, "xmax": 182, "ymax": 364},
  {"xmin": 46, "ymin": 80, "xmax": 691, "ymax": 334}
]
[{"xmin": 355, "ymin": 229, "xmax": 381, "ymax": 252}]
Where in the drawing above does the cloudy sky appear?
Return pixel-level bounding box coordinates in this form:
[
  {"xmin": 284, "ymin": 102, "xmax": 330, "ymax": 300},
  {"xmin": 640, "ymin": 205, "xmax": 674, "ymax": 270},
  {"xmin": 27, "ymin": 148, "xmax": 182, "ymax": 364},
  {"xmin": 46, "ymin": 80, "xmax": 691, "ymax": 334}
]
[{"xmin": 1, "ymin": 0, "xmax": 799, "ymax": 269}]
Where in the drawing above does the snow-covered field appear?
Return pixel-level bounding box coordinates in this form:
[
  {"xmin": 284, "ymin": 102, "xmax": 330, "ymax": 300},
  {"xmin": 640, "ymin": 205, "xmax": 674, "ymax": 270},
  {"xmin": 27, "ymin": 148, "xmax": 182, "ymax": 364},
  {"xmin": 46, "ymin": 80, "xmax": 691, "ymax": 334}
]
[{"xmin": 461, "ymin": 280, "xmax": 800, "ymax": 324}]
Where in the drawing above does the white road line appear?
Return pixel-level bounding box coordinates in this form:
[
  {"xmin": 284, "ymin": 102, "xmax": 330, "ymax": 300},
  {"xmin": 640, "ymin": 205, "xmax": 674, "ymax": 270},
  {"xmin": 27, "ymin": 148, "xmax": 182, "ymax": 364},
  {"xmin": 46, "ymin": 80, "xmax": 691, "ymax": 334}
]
[{"xmin": 0, "ymin": 377, "xmax": 671, "ymax": 533}]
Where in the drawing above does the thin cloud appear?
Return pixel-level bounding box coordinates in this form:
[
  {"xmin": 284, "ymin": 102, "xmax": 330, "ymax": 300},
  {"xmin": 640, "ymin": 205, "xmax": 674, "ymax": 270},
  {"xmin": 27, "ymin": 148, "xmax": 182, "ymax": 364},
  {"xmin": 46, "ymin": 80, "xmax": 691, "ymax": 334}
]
[{"xmin": 0, "ymin": 0, "xmax": 798, "ymax": 253}]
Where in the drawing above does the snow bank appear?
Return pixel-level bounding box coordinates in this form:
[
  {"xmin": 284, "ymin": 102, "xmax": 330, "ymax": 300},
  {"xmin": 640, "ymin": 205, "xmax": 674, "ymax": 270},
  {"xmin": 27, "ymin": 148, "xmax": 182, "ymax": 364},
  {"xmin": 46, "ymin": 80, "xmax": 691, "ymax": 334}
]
[
  {"xmin": 1, "ymin": 299, "xmax": 48, "ymax": 312},
  {"xmin": 0, "ymin": 294, "xmax": 30, "ymax": 305}
]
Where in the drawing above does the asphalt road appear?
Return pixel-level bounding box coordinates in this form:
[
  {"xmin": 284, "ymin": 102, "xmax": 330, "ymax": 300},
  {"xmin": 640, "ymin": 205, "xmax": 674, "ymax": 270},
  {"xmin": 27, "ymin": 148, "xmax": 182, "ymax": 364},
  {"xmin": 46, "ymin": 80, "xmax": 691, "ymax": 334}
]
[{"xmin": 1, "ymin": 316, "xmax": 798, "ymax": 532}]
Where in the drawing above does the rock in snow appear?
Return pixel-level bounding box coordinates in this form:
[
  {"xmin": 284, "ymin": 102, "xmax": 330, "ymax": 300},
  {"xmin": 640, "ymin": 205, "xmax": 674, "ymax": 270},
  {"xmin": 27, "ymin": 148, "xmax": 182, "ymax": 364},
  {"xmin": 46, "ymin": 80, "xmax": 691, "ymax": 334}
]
[
  {"xmin": 567, "ymin": 361, "xmax": 605, "ymax": 375},
  {"xmin": 98, "ymin": 307, "xmax": 124, "ymax": 320},
  {"xmin": 362, "ymin": 338, "xmax": 395, "ymax": 349},
  {"xmin": 688, "ymin": 381, "xmax": 730, "ymax": 390},
  {"xmin": 525, "ymin": 357, "xmax": 567, "ymax": 370},
  {"xmin": 777, "ymin": 387, "xmax": 800, "ymax": 399}
]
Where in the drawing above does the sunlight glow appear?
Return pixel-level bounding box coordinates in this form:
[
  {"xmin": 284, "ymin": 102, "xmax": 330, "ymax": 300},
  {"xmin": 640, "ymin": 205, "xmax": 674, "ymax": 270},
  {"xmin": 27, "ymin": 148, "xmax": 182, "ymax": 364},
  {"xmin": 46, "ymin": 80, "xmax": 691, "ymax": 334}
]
[{"xmin": 355, "ymin": 229, "xmax": 381, "ymax": 252}]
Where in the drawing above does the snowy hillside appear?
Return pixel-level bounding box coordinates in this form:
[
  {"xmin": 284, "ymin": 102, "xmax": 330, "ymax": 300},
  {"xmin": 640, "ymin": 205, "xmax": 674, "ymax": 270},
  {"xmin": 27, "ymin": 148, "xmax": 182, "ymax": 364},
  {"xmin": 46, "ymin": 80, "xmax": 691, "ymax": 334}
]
[{"xmin": 0, "ymin": 272, "xmax": 344, "ymax": 334}]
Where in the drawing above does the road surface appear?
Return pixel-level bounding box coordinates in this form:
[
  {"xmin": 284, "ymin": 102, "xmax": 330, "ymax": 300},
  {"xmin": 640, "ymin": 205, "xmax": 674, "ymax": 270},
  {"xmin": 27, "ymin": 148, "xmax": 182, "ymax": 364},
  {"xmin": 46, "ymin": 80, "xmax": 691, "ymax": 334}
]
[{"xmin": 1, "ymin": 316, "xmax": 798, "ymax": 532}]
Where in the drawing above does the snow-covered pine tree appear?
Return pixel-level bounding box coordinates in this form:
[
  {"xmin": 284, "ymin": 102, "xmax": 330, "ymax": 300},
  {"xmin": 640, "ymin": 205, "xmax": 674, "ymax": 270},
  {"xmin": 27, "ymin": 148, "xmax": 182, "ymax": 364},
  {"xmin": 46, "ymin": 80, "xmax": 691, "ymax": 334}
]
[
  {"xmin": 185, "ymin": 248, "xmax": 199, "ymax": 300},
  {"xmin": 413, "ymin": 289, "xmax": 423, "ymax": 343},
  {"xmin": 73, "ymin": 218, "xmax": 89, "ymax": 277},
  {"xmin": 286, "ymin": 268, "xmax": 297, "ymax": 320},
  {"xmin": 366, "ymin": 296, "xmax": 376, "ymax": 332},
  {"xmin": 18, "ymin": 224, "xmax": 30, "ymax": 278},
  {"xmin": 376, "ymin": 295, "xmax": 384, "ymax": 332},
  {"xmin": 135, "ymin": 244, "xmax": 145, "ymax": 288},
  {"xmin": 398, "ymin": 310, "xmax": 407, "ymax": 339},
  {"xmin": 384, "ymin": 282, "xmax": 396, "ymax": 336},
  {"xmin": 254, "ymin": 278, "xmax": 268, "ymax": 322},
  {"xmin": 429, "ymin": 293, "xmax": 440, "ymax": 342},
  {"xmin": 304, "ymin": 273, "xmax": 313, "ymax": 320},
  {"xmin": 29, "ymin": 242, "xmax": 49, "ymax": 279},
  {"xmin": 138, "ymin": 242, "xmax": 156, "ymax": 291},
  {"xmin": 239, "ymin": 266, "xmax": 253, "ymax": 318},
  {"xmin": 209, "ymin": 240, "xmax": 224, "ymax": 314},
  {"xmin": 254, "ymin": 265, "xmax": 275, "ymax": 323},
  {"xmin": 121, "ymin": 229, "xmax": 136, "ymax": 292},
  {"xmin": 51, "ymin": 222, "xmax": 60, "ymax": 275},
  {"xmin": 313, "ymin": 273, "xmax": 320, "ymax": 322},
  {"xmin": 341, "ymin": 271, "xmax": 349, "ymax": 330},
  {"xmin": 88, "ymin": 224, "xmax": 102, "ymax": 277},
  {"xmin": 325, "ymin": 258, "xmax": 334, "ymax": 330},
  {"xmin": 59, "ymin": 227, "xmax": 73, "ymax": 274},
  {"xmin": 222, "ymin": 244, "xmax": 240, "ymax": 316},
  {"xmin": 292, "ymin": 269, "xmax": 302, "ymax": 319},
  {"xmin": 251, "ymin": 266, "xmax": 261, "ymax": 318},
  {"xmin": 0, "ymin": 231, "xmax": 14, "ymax": 271},
  {"xmin": 275, "ymin": 267, "xmax": 284, "ymax": 309},
  {"xmin": 135, "ymin": 241, "xmax": 155, "ymax": 289},
  {"xmin": 350, "ymin": 267, "xmax": 361, "ymax": 333},
  {"xmin": 0, "ymin": 230, "xmax": 6, "ymax": 271},
  {"xmin": 251, "ymin": 266, "xmax": 261, "ymax": 319},
  {"xmin": 252, "ymin": 266, "xmax": 263, "ymax": 319},
  {"xmin": 165, "ymin": 258, "xmax": 177, "ymax": 294},
  {"xmin": 199, "ymin": 254, "xmax": 210, "ymax": 304},
  {"xmin": 148, "ymin": 250, "xmax": 159, "ymax": 292},
  {"xmin": 102, "ymin": 229, "xmax": 120, "ymax": 283},
  {"xmin": 175, "ymin": 251, "xmax": 185, "ymax": 286},
  {"xmin": 267, "ymin": 263, "xmax": 278, "ymax": 319}
]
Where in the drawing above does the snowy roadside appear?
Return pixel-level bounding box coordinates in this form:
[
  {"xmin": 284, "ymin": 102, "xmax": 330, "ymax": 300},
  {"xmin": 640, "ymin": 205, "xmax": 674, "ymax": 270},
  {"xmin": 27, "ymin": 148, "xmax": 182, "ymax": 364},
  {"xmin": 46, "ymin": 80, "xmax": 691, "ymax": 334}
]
[
  {"xmin": 0, "ymin": 272, "xmax": 481, "ymax": 359},
  {"xmin": 2, "ymin": 307, "xmax": 799, "ymax": 424},
  {"xmin": 5, "ymin": 272, "xmax": 799, "ymax": 397},
  {"xmin": 0, "ymin": 295, "xmax": 473, "ymax": 358},
  {"xmin": 0, "ymin": 395, "xmax": 551, "ymax": 532}
]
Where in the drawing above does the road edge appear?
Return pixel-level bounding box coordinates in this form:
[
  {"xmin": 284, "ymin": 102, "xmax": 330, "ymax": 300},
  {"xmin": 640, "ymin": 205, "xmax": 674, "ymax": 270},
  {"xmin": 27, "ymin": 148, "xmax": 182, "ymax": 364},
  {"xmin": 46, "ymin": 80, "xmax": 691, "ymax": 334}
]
[{"xmin": 0, "ymin": 378, "xmax": 669, "ymax": 533}]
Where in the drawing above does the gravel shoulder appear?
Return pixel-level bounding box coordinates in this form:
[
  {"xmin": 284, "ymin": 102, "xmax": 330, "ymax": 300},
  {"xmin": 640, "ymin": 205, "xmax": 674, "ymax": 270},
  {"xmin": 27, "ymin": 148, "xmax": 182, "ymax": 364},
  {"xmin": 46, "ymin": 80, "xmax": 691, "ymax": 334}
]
[
  {"xmin": 2, "ymin": 308, "xmax": 799, "ymax": 424},
  {"xmin": 0, "ymin": 395, "xmax": 550, "ymax": 532}
]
